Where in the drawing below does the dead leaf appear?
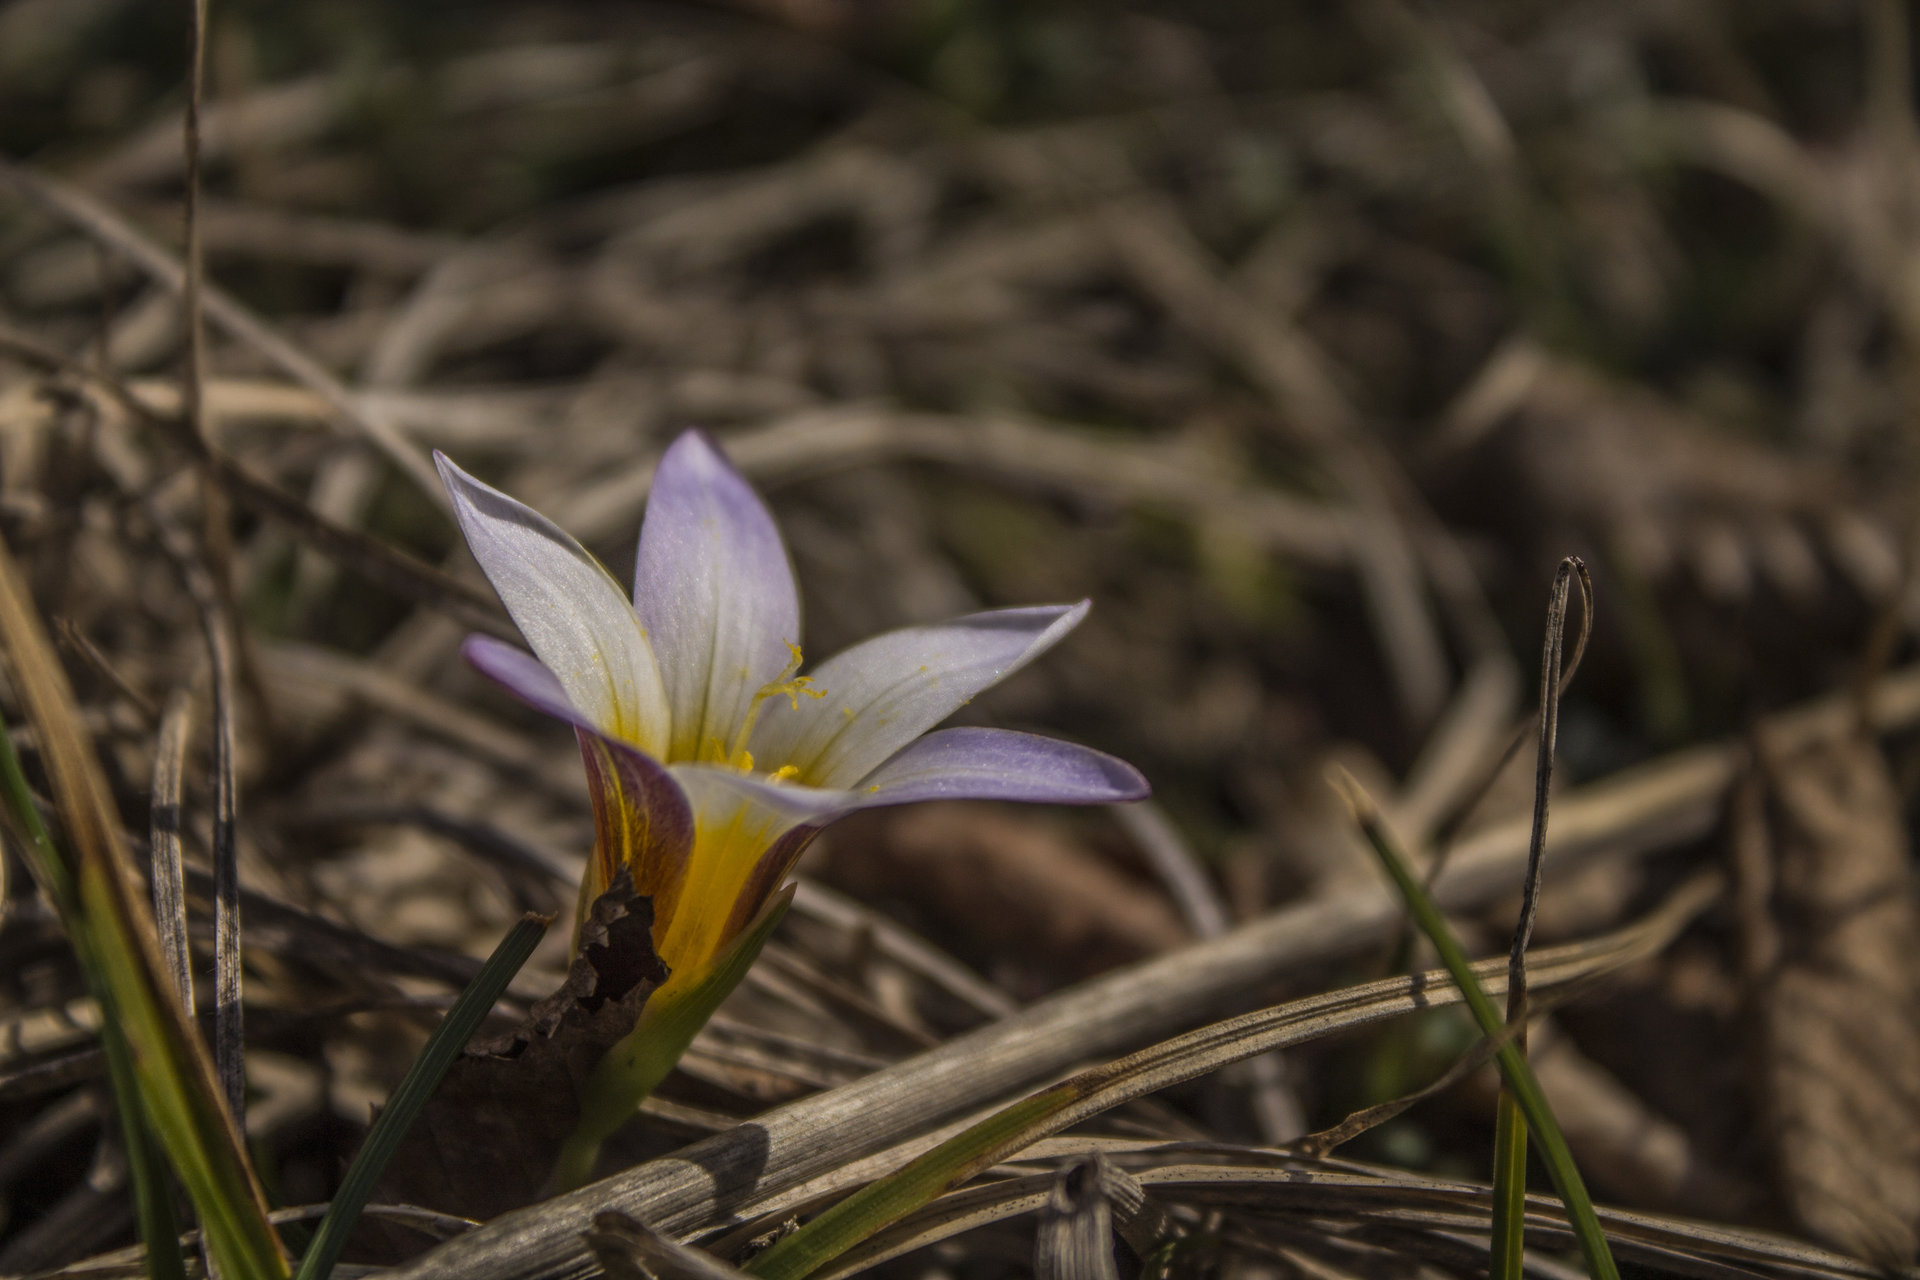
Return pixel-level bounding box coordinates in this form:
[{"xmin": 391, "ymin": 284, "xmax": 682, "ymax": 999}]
[
  {"xmin": 1482, "ymin": 359, "xmax": 1885, "ymax": 606},
  {"xmin": 815, "ymin": 804, "xmax": 1189, "ymax": 986},
  {"xmin": 1738, "ymin": 731, "xmax": 1920, "ymax": 1265},
  {"xmin": 380, "ymin": 871, "xmax": 668, "ymax": 1221}
]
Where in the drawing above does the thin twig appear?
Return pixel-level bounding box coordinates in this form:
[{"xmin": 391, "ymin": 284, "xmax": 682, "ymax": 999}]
[
  {"xmin": 55, "ymin": 619, "xmax": 161, "ymax": 726},
  {"xmin": 789, "ymin": 879, "xmax": 1017, "ymax": 1022},
  {"xmin": 179, "ymin": 0, "xmax": 240, "ymax": 1133},
  {"xmin": 1333, "ymin": 767, "xmax": 1619, "ymax": 1280},
  {"xmin": 1424, "ymin": 560, "xmax": 1594, "ymax": 888},
  {"xmin": 177, "ymin": 0, "xmax": 275, "ymax": 746},
  {"xmin": 180, "ymin": 0, "xmax": 210, "ymax": 461},
  {"xmin": 0, "ymin": 156, "xmax": 445, "ymax": 505},
  {"xmin": 206, "ymin": 600, "xmax": 243, "ymax": 1128},
  {"xmin": 1115, "ymin": 802, "xmax": 1228, "ymax": 936},
  {"xmin": 586, "ymin": 1211, "xmax": 754, "ymax": 1280}
]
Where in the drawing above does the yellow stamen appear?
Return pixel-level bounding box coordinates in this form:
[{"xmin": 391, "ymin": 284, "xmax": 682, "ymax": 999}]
[{"xmin": 723, "ymin": 641, "xmax": 826, "ymax": 772}]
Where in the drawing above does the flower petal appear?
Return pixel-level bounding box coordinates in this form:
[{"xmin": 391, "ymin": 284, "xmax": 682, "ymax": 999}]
[
  {"xmin": 851, "ymin": 727, "xmax": 1149, "ymax": 808},
  {"xmin": 656, "ymin": 764, "xmax": 850, "ymax": 977},
  {"xmin": 437, "ymin": 452, "xmax": 670, "ymax": 757},
  {"xmin": 577, "ymin": 729, "xmax": 695, "ymax": 932},
  {"xmin": 751, "ymin": 602, "xmax": 1090, "ymax": 789},
  {"xmin": 461, "ymin": 634, "xmax": 580, "ymax": 726},
  {"xmin": 633, "ymin": 432, "xmax": 801, "ymax": 764},
  {"xmin": 460, "ymin": 636, "xmax": 696, "ymax": 942}
]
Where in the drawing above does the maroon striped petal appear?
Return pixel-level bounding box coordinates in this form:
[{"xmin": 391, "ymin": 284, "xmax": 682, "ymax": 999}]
[{"xmin": 575, "ymin": 728, "xmax": 695, "ymax": 936}]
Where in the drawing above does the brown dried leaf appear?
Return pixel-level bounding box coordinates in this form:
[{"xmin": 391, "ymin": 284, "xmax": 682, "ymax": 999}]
[
  {"xmin": 815, "ymin": 804, "xmax": 1189, "ymax": 986},
  {"xmin": 1489, "ymin": 360, "xmax": 1884, "ymax": 605},
  {"xmin": 1742, "ymin": 731, "xmax": 1920, "ymax": 1265},
  {"xmin": 381, "ymin": 872, "xmax": 668, "ymax": 1221}
]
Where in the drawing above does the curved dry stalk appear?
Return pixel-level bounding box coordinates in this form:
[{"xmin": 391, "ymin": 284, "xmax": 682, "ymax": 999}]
[
  {"xmin": 148, "ymin": 507, "xmax": 244, "ymax": 1124},
  {"xmin": 149, "ymin": 693, "xmax": 194, "ymax": 1013},
  {"xmin": 1492, "ymin": 555, "xmax": 1590, "ymax": 1280}
]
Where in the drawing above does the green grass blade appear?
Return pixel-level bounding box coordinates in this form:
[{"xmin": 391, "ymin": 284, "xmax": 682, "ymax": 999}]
[
  {"xmin": 0, "ymin": 710, "xmax": 183, "ymax": 1280},
  {"xmin": 745, "ymin": 1090, "xmax": 1067, "ymax": 1280},
  {"xmin": 0, "ymin": 537, "xmax": 288, "ymax": 1280},
  {"xmin": 80, "ymin": 847, "xmax": 289, "ymax": 1278},
  {"xmin": 293, "ymin": 913, "xmax": 548, "ymax": 1280},
  {"xmin": 1333, "ymin": 770, "xmax": 1618, "ymax": 1280},
  {"xmin": 101, "ymin": 971, "xmax": 190, "ymax": 1280},
  {"xmin": 554, "ymin": 885, "xmax": 795, "ymax": 1192},
  {"xmin": 1489, "ymin": 1085, "xmax": 1528, "ymax": 1280}
]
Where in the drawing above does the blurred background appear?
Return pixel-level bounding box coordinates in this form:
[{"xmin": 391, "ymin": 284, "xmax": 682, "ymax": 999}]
[{"xmin": 4, "ymin": 0, "xmax": 1920, "ymax": 1271}]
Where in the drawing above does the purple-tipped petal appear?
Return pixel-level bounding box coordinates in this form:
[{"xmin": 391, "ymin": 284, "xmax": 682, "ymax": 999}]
[
  {"xmin": 437, "ymin": 452, "xmax": 670, "ymax": 756},
  {"xmin": 852, "ymin": 727, "xmax": 1149, "ymax": 808},
  {"xmin": 462, "ymin": 634, "xmax": 582, "ymax": 727},
  {"xmin": 634, "ymin": 432, "xmax": 801, "ymax": 763},
  {"xmin": 751, "ymin": 602, "xmax": 1090, "ymax": 789}
]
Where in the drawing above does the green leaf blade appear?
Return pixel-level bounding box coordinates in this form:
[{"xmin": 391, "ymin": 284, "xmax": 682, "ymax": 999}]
[
  {"xmin": 293, "ymin": 913, "xmax": 549, "ymax": 1280},
  {"xmin": 1334, "ymin": 770, "xmax": 1619, "ymax": 1280}
]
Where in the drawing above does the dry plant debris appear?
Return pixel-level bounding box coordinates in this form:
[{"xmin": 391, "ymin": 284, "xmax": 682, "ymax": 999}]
[
  {"xmin": 383, "ymin": 873, "xmax": 667, "ymax": 1224},
  {"xmin": 6, "ymin": 2, "xmax": 1920, "ymax": 1278},
  {"xmin": 1736, "ymin": 731, "xmax": 1920, "ymax": 1266}
]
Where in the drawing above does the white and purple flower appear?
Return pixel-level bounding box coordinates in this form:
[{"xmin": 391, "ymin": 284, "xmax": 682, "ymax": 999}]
[{"xmin": 435, "ymin": 430, "xmax": 1147, "ymax": 1005}]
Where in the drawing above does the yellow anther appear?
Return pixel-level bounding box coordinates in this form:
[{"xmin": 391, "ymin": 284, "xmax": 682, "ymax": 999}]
[{"xmin": 769, "ymin": 764, "xmax": 800, "ymax": 783}]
